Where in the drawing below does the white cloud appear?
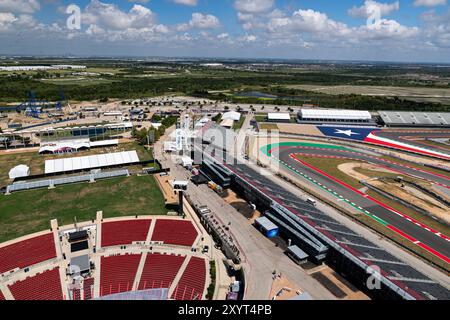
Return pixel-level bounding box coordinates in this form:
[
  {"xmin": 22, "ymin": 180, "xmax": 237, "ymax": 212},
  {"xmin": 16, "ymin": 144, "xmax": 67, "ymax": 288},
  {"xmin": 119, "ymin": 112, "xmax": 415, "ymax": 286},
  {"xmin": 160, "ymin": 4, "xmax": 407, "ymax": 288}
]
[
  {"xmin": 217, "ymin": 33, "xmax": 229, "ymax": 39},
  {"xmin": 172, "ymin": 0, "xmax": 198, "ymax": 6},
  {"xmin": 177, "ymin": 12, "xmax": 220, "ymax": 30},
  {"xmin": 0, "ymin": 12, "xmax": 17, "ymax": 29},
  {"xmin": 420, "ymin": 9, "xmax": 450, "ymax": 47},
  {"xmin": 83, "ymin": 1, "xmax": 158, "ymax": 30},
  {"xmin": 234, "ymin": 0, "xmax": 274, "ymax": 14},
  {"xmin": 361, "ymin": 19, "xmax": 419, "ymax": 39},
  {"xmin": 348, "ymin": 1, "xmax": 400, "ymax": 18},
  {"xmin": 238, "ymin": 34, "xmax": 257, "ymax": 42},
  {"xmin": 268, "ymin": 9, "xmax": 350, "ymax": 35},
  {"xmin": 190, "ymin": 12, "xmax": 220, "ymax": 28},
  {"xmin": 0, "ymin": 0, "xmax": 40, "ymax": 14},
  {"xmin": 414, "ymin": 0, "xmax": 447, "ymax": 7}
]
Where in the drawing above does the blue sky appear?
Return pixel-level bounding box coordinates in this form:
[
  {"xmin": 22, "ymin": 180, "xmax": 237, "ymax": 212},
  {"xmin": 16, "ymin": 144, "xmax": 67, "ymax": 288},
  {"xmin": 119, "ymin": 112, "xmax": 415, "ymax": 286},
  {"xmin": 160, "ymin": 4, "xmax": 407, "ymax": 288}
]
[{"xmin": 1, "ymin": 0, "xmax": 450, "ymax": 62}]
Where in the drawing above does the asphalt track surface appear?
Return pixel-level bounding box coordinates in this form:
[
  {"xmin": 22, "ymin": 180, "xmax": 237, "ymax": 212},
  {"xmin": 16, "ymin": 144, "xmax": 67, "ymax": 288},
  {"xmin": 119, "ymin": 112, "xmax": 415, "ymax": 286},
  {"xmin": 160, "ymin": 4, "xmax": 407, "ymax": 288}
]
[
  {"xmin": 269, "ymin": 144, "xmax": 450, "ymax": 264},
  {"xmin": 376, "ymin": 129, "xmax": 450, "ymax": 156}
]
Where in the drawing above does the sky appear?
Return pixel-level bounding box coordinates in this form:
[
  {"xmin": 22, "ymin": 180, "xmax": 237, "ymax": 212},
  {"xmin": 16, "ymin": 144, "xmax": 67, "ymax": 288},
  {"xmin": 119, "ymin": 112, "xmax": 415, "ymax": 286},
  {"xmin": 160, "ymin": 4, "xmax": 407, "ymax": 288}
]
[{"xmin": 0, "ymin": 0, "xmax": 450, "ymax": 62}]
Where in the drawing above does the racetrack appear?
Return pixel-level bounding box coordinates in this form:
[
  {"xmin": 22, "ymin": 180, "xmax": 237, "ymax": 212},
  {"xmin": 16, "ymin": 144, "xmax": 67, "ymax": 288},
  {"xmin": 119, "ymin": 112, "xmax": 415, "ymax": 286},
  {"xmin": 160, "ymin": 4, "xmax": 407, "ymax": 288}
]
[
  {"xmin": 264, "ymin": 142, "xmax": 450, "ymax": 264},
  {"xmin": 375, "ymin": 129, "xmax": 450, "ymax": 158}
]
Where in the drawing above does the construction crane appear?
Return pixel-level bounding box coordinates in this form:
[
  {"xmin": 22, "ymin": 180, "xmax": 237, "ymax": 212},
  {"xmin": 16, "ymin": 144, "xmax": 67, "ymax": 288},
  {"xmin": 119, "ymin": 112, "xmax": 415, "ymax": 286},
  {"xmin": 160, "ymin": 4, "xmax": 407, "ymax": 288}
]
[{"xmin": 15, "ymin": 91, "xmax": 44, "ymax": 118}]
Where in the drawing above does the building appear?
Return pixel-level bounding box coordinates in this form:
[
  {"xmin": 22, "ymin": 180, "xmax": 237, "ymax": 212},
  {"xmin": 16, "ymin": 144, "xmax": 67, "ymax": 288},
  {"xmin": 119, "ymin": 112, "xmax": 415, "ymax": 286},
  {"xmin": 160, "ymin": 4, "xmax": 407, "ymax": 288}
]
[
  {"xmin": 297, "ymin": 109, "xmax": 374, "ymax": 125},
  {"xmin": 222, "ymin": 111, "xmax": 241, "ymax": 122},
  {"xmin": 104, "ymin": 111, "xmax": 123, "ymax": 117},
  {"xmin": 266, "ymin": 113, "xmax": 291, "ymax": 123},
  {"xmin": 378, "ymin": 111, "xmax": 450, "ymax": 127},
  {"xmin": 220, "ymin": 118, "xmax": 235, "ymax": 129},
  {"xmin": 254, "ymin": 216, "xmax": 279, "ymax": 238},
  {"xmin": 286, "ymin": 245, "xmax": 309, "ymax": 265}
]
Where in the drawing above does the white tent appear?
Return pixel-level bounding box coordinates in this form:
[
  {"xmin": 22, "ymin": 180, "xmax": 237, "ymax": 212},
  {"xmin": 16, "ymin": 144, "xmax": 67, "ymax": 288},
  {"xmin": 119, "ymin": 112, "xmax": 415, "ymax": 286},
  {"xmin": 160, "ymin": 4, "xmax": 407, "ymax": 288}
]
[
  {"xmin": 180, "ymin": 156, "xmax": 193, "ymax": 168},
  {"xmin": 9, "ymin": 165, "xmax": 30, "ymax": 180},
  {"xmin": 222, "ymin": 111, "xmax": 241, "ymax": 121}
]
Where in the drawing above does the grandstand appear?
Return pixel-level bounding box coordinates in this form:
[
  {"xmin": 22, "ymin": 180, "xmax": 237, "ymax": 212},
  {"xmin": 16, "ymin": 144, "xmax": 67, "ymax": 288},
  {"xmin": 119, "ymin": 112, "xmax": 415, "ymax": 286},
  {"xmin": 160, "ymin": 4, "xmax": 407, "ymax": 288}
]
[
  {"xmin": 379, "ymin": 111, "xmax": 450, "ymax": 127},
  {"xmin": 138, "ymin": 253, "xmax": 186, "ymax": 290},
  {"xmin": 171, "ymin": 257, "xmax": 207, "ymax": 300},
  {"xmin": 83, "ymin": 278, "xmax": 94, "ymax": 300},
  {"xmin": 101, "ymin": 219, "xmax": 151, "ymax": 247},
  {"xmin": 0, "ymin": 216, "xmax": 212, "ymax": 301},
  {"xmin": 97, "ymin": 288, "xmax": 169, "ymax": 300},
  {"xmin": 0, "ymin": 233, "xmax": 56, "ymax": 275},
  {"xmin": 297, "ymin": 109, "xmax": 375, "ymax": 126},
  {"xmin": 6, "ymin": 169, "xmax": 130, "ymax": 194},
  {"xmin": 151, "ymin": 219, "xmax": 198, "ymax": 247},
  {"xmin": 100, "ymin": 254, "xmax": 141, "ymax": 296},
  {"xmin": 8, "ymin": 268, "xmax": 63, "ymax": 300}
]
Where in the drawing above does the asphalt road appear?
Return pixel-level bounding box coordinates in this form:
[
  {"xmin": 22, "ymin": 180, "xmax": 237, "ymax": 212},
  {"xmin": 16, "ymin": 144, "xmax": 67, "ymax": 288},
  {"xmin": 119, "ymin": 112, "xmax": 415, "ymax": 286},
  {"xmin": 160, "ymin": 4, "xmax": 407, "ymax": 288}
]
[
  {"xmin": 273, "ymin": 145, "xmax": 450, "ymax": 263},
  {"xmin": 377, "ymin": 129, "xmax": 450, "ymax": 156}
]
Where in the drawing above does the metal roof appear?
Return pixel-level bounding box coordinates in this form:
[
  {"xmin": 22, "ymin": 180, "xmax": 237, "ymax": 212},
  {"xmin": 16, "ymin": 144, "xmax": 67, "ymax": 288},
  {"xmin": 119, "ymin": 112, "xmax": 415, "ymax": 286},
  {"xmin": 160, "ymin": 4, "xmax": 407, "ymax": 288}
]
[
  {"xmin": 267, "ymin": 113, "xmax": 291, "ymax": 120},
  {"xmin": 45, "ymin": 151, "xmax": 139, "ymax": 174},
  {"xmin": 222, "ymin": 111, "xmax": 241, "ymax": 121},
  {"xmin": 300, "ymin": 109, "xmax": 372, "ymax": 120},
  {"xmin": 255, "ymin": 216, "xmax": 279, "ymax": 231},
  {"xmin": 69, "ymin": 254, "xmax": 90, "ymax": 274},
  {"xmin": 379, "ymin": 111, "xmax": 450, "ymax": 126},
  {"xmin": 287, "ymin": 245, "xmax": 309, "ymax": 260}
]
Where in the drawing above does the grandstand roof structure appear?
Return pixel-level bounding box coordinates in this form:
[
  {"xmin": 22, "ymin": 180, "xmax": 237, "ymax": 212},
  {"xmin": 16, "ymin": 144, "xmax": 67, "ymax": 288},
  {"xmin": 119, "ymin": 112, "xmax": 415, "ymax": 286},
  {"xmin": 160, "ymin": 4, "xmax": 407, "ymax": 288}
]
[
  {"xmin": 299, "ymin": 109, "xmax": 372, "ymax": 121},
  {"xmin": 39, "ymin": 139, "xmax": 118, "ymax": 154},
  {"xmin": 267, "ymin": 113, "xmax": 291, "ymax": 121},
  {"xmin": 44, "ymin": 151, "xmax": 139, "ymax": 174},
  {"xmin": 379, "ymin": 111, "xmax": 450, "ymax": 127},
  {"xmin": 222, "ymin": 111, "xmax": 241, "ymax": 121}
]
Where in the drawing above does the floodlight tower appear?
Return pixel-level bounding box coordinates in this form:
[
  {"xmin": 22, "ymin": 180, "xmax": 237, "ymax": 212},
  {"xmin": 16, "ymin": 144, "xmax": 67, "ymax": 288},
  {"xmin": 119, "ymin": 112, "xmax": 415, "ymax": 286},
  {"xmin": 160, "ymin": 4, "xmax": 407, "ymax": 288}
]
[{"xmin": 173, "ymin": 180, "xmax": 188, "ymax": 215}]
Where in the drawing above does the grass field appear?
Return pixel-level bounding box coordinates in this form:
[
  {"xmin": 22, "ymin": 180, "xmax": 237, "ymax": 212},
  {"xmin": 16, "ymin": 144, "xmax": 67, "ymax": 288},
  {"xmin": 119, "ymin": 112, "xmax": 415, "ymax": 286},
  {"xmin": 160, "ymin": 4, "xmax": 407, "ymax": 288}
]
[
  {"xmin": 233, "ymin": 116, "xmax": 246, "ymax": 131},
  {"xmin": 259, "ymin": 123, "xmax": 279, "ymax": 131},
  {"xmin": 0, "ymin": 142, "xmax": 153, "ymax": 186},
  {"xmin": 284, "ymin": 84, "xmax": 450, "ymax": 105},
  {"xmin": 40, "ymin": 78, "xmax": 117, "ymax": 86},
  {"xmin": 0, "ymin": 175, "xmax": 167, "ymax": 243}
]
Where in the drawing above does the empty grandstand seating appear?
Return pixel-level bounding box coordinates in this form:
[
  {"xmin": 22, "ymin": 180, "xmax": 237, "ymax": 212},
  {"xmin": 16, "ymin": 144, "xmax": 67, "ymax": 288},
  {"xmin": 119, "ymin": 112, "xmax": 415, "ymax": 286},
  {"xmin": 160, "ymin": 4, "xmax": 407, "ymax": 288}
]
[
  {"xmin": 0, "ymin": 233, "xmax": 56, "ymax": 274},
  {"xmin": 101, "ymin": 219, "xmax": 151, "ymax": 247},
  {"xmin": 138, "ymin": 253, "xmax": 186, "ymax": 290},
  {"xmin": 71, "ymin": 288, "xmax": 81, "ymax": 301},
  {"xmin": 8, "ymin": 268, "xmax": 63, "ymax": 300},
  {"xmin": 100, "ymin": 254, "xmax": 141, "ymax": 297},
  {"xmin": 151, "ymin": 220, "xmax": 198, "ymax": 247},
  {"xmin": 171, "ymin": 257, "xmax": 206, "ymax": 300},
  {"xmin": 83, "ymin": 278, "xmax": 94, "ymax": 300}
]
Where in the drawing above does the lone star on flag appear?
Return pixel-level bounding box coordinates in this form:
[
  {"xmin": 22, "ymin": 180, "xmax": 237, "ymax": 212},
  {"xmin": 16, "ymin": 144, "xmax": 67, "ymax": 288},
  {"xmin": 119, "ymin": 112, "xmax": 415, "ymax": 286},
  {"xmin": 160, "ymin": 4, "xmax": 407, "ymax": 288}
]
[{"xmin": 335, "ymin": 129, "xmax": 360, "ymax": 137}]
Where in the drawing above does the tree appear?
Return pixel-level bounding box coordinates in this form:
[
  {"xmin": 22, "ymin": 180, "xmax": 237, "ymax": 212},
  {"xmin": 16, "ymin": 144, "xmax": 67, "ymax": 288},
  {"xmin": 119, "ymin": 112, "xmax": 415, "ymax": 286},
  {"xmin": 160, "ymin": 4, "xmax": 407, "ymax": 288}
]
[{"xmin": 212, "ymin": 113, "xmax": 222, "ymax": 123}]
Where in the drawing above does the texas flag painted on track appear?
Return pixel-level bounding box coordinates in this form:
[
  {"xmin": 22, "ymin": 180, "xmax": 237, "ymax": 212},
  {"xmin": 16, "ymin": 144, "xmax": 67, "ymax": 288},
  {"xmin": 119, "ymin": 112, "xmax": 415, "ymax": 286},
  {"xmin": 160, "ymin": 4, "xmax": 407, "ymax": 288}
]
[{"xmin": 316, "ymin": 126, "xmax": 380, "ymax": 141}]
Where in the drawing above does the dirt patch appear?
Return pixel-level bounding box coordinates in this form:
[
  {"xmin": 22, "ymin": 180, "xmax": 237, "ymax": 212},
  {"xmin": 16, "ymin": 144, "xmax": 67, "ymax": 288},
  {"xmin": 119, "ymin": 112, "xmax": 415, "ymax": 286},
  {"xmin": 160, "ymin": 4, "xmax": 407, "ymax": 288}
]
[
  {"xmin": 310, "ymin": 266, "xmax": 369, "ymax": 300},
  {"xmin": 154, "ymin": 174, "xmax": 177, "ymax": 205},
  {"xmin": 276, "ymin": 123, "xmax": 324, "ymax": 136},
  {"xmin": 269, "ymin": 274, "xmax": 303, "ymax": 300},
  {"xmin": 220, "ymin": 189, "xmax": 261, "ymax": 222},
  {"xmin": 337, "ymin": 162, "xmax": 397, "ymax": 181}
]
